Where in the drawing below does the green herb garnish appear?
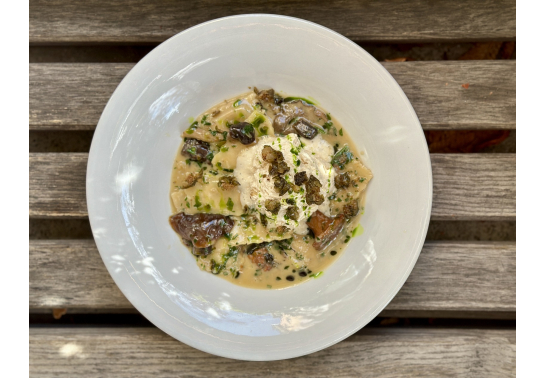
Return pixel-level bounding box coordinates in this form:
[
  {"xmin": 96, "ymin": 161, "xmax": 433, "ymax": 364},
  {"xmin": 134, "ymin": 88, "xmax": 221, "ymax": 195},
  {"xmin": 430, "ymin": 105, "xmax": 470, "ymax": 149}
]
[
  {"xmin": 227, "ymin": 197, "xmax": 234, "ymax": 211},
  {"xmin": 284, "ymin": 97, "xmax": 315, "ymax": 105}
]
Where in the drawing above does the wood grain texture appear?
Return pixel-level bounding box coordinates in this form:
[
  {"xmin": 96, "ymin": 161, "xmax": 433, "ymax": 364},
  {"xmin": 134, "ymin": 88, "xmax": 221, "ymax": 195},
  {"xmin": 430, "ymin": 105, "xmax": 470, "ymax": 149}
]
[
  {"xmin": 29, "ymin": 327, "xmax": 515, "ymax": 377},
  {"xmin": 431, "ymin": 154, "xmax": 515, "ymax": 221},
  {"xmin": 29, "ymin": 61, "xmax": 516, "ymax": 130},
  {"xmin": 29, "ymin": 0, "xmax": 515, "ymax": 43},
  {"xmin": 29, "ymin": 240, "xmax": 515, "ymax": 316},
  {"xmin": 29, "ymin": 153, "xmax": 88, "ymax": 218},
  {"xmin": 29, "ymin": 153, "xmax": 516, "ymax": 220}
]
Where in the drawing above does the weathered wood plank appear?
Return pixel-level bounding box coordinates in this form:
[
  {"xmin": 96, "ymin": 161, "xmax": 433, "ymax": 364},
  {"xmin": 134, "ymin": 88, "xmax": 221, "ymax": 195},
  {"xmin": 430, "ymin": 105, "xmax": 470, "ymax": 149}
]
[
  {"xmin": 29, "ymin": 61, "xmax": 516, "ymax": 130},
  {"xmin": 29, "ymin": 327, "xmax": 515, "ymax": 376},
  {"xmin": 30, "ymin": 0, "xmax": 515, "ymax": 43},
  {"xmin": 29, "ymin": 153, "xmax": 88, "ymax": 218},
  {"xmin": 29, "ymin": 153, "xmax": 516, "ymax": 220},
  {"xmin": 431, "ymin": 154, "xmax": 515, "ymax": 221},
  {"xmin": 29, "ymin": 240, "xmax": 515, "ymax": 316}
]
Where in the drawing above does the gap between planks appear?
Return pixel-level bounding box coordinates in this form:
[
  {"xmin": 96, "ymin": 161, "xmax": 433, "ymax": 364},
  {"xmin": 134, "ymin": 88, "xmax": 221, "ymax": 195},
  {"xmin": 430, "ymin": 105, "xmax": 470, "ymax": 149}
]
[
  {"xmin": 28, "ymin": 153, "xmax": 516, "ymax": 220},
  {"xmin": 29, "ymin": 61, "xmax": 516, "ymax": 130},
  {"xmin": 29, "ymin": 240, "xmax": 516, "ymax": 317},
  {"xmin": 29, "ymin": 327, "xmax": 515, "ymax": 377}
]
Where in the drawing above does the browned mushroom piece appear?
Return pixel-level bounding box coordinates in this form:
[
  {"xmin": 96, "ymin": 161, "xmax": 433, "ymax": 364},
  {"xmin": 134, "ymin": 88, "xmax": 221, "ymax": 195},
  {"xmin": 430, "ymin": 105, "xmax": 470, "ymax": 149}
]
[
  {"xmin": 259, "ymin": 212, "xmax": 268, "ymax": 227},
  {"xmin": 269, "ymin": 160, "xmax": 290, "ymax": 177},
  {"xmin": 254, "ymin": 88, "xmax": 275, "ymax": 103},
  {"xmin": 305, "ymin": 175, "xmax": 325, "ymax": 205},
  {"xmin": 276, "ymin": 226, "xmax": 290, "ymax": 234},
  {"xmin": 265, "ymin": 199, "xmax": 281, "ymax": 215},
  {"xmin": 331, "ymin": 145, "xmax": 354, "ymax": 171},
  {"xmin": 273, "ymin": 114, "xmax": 296, "ymax": 135},
  {"xmin": 262, "ymin": 145, "xmax": 290, "ymax": 177},
  {"xmin": 169, "ymin": 212, "xmax": 234, "ymax": 248},
  {"xmin": 273, "ymin": 99, "xmax": 324, "ymax": 134},
  {"xmin": 192, "ymin": 245, "xmax": 213, "ymax": 256},
  {"xmin": 181, "ymin": 138, "xmax": 212, "ymax": 163},
  {"xmin": 262, "ymin": 145, "xmax": 283, "ymax": 163},
  {"xmin": 286, "ymin": 206, "xmax": 299, "ymax": 221},
  {"xmin": 218, "ymin": 176, "xmax": 240, "ymax": 190},
  {"xmin": 182, "ymin": 238, "xmax": 213, "ymax": 256},
  {"xmin": 282, "ymin": 100, "xmax": 326, "ymax": 124},
  {"xmin": 342, "ymin": 199, "xmax": 360, "ymax": 218},
  {"xmin": 293, "ymin": 119, "xmax": 318, "ymax": 140},
  {"xmin": 229, "ymin": 122, "xmax": 255, "ymax": 145},
  {"xmin": 294, "ymin": 171, "xmax": 308, "ymax": 186},
  {"xmin": 334, "ymin": 172, "xmax": 351, "ymax": 189},
  {"xmin": 246, "ymin": 243, "xmax": 275, "ymax": 271},
  {"xmin": 179, "ymin": 170, "xmax": 203, "ymax": 189},
  {"xmin": 307, "ymin": 210, "xmax": 346, "ymax": 251},
  {"xmin": 273, "ymin": 176, "xmax": 290, "ymax": 196}
]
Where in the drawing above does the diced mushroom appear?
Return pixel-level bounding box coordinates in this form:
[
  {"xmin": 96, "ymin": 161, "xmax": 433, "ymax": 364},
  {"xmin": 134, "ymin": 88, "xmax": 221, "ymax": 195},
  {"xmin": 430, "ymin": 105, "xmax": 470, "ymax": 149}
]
[
  {"xmin": 178, "ymin": 170, "xmax": 203, "ymax": 189},
  {"xmin": 286, "ymin": 206, "xmax": 299, "ymax": 221},
  {"xmin": 293, "ymin": 119, "xmax": 318, "ymax": 139},
  {"xmin": 307, "ymin": 211, "xmax": 345, "ymax": 251},
  {"xmin": 259, "ymin": 212, "xmax": 268, "ymax": 227},
  {"xmin": 294, "ymin": 171, "xmax": 308, "ymax": 186},
  {"xmin": 276, "ymin": 226, "xmax": 290, "ymax": 234},
  {"xmin": 254, "ymin": 88, "xmax": 275, "ymax": 103},
  {"xmin": 246, "ymin": 242, "xmax": 275, "ymax": 271},
  {"xmin": 331, "ymin": 145, "xmax": 354, "ymax": 170},
  {"xmin": 262, "ymin": 145, "xmax": 283, "ymax": 163},
  {"xmin": 181, "ymin": 138, "xmax": 212, "ymax": 163},
  {"xmin": 273, "ymin": 114, "xmax": 295, "ymax": 135},
  {"xmin": 262, "ymin": 145, "xmax": 290, "ymax": 177},
  {"xmin": 265, "ymin": 199, "xmax": 281, "ymax": 215},
  {"xmin": 269, "ymin": 160, "xmax": 290, "ymax": 177},
  {"xmin": 343, "ymin": 199, "xmax": 359, "ymax": 218},
  {"xmin": 305, "ymin": 175, "xmax": 325, "ymax": 205},
  {"xmin": 229, "ymin": 122, "xmax": 255, "ymax": 145},
  {"xmin": 270, "ymin": 97, "xmax": 329, "ymax": 135},
  {"xmin": 283, "ymin": 100, "xmax": 326, "ymax": 120},
  {"xmin": 273, "ymin": 176, "xmax": 290, "ymax": 196},
  {"xmin": 182, "ymin": 238, "xmax": 213, "ymax": 256},
  {"xmin": 169, "ymin": 212, "xmax": 234, "ymax": 248},
  {"xmin": 218, "ymin": 176, "xmax": 240, "ymax": 190},
  {"xmin": 334, "ymin": 172, "xmax": 351, "ymax": 189}
]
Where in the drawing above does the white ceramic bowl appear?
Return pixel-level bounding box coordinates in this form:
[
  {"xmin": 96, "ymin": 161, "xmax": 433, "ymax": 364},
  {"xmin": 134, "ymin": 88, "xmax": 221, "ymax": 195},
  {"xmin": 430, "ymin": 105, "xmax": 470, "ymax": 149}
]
[{"xmin": 87, "ymin": 14, "xmax": 432, "ymax": 361}]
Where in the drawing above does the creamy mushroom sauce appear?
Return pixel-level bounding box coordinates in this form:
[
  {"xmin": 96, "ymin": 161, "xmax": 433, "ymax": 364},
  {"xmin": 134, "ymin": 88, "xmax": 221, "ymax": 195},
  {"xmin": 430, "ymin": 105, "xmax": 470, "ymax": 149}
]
[{"xmin": 169, "ymin": 88, "xmax": 372, "ymax": 289}]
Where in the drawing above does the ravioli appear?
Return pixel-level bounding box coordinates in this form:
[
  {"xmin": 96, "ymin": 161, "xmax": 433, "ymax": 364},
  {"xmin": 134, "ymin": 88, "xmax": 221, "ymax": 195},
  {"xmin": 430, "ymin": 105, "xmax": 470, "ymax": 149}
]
[{"xmin": 169, "ymin": 88, "xmax": 373, "ymax": 289}]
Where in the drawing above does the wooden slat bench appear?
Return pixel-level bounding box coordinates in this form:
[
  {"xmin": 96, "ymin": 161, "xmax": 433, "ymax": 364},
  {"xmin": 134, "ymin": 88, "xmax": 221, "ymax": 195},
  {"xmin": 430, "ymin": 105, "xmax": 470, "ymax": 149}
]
[
  {"xmin": 29, "ymin": 240, "xmax": 515, "ymax": 318},
  {"xmin": 29, "ymin": 153, "xmax": 516, "ymax": 220},
  {"xmin": 30, "ymin": 62, "xmax": 516, "ymax": 130},
  {"xmin": 29, "ymin": 1, "xmax": 516, "ymax": 375},
  {"xmin": 30, "ymin": 0, "xmax": 516, "ymax": 43},
  {"xmin": 30, "ymin": 328, "xmax": 515, "ymax": 377}
]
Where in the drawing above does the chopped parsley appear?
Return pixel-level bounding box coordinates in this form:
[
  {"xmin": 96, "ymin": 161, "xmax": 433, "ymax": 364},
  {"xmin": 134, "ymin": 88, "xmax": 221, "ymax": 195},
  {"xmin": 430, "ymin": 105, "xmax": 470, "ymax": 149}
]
[{"xmin": 227, "ymin": 197, "xmax": 234, "ymax": 211}]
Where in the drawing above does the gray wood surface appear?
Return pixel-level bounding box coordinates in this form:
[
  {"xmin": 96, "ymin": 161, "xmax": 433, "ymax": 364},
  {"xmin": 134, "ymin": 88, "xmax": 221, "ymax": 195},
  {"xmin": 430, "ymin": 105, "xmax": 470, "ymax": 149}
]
[
  {"xmin": 29, "ymin": 153, "xmax": 87, "ymax": 218},
  {"xmin": 30, "ymin": 0, "xmax": 515, "ymax": 43},
  {"xmin": 29, "ymin": 240, "xmax": 515, "ymax": 316},
  {"xmin": 29, "ymin": 61, "xmax": 516, "ymax": 130},
  {"xmin": 29, "ymin": 153, "xmax": 516, "ymax": 220},
  {"xmin": 29, "ymin": 327, "xmax": 515, "ymax": 377}
]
